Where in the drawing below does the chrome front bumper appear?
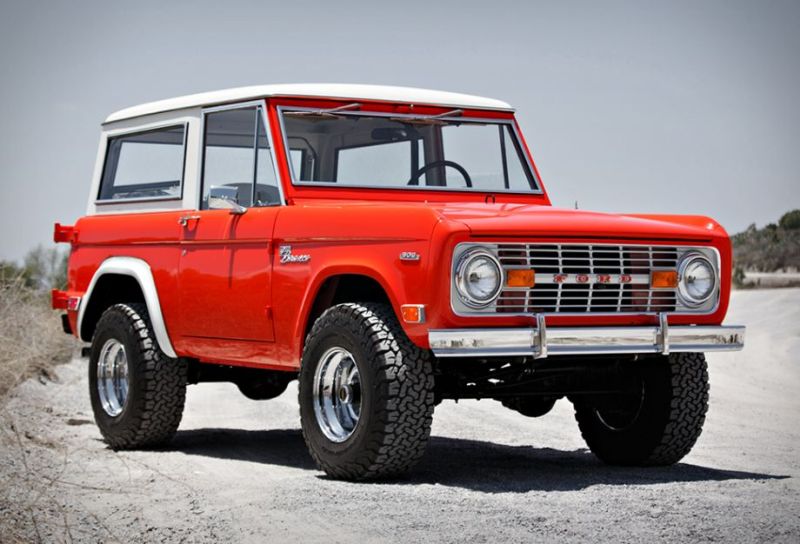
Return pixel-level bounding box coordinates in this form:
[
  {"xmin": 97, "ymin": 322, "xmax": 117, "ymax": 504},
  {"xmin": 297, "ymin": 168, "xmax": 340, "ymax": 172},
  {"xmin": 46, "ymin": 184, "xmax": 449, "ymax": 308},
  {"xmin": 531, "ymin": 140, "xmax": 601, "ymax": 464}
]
[{"xmin": 429, "ymin": 315, "xmax": 745, "ymax": 358}]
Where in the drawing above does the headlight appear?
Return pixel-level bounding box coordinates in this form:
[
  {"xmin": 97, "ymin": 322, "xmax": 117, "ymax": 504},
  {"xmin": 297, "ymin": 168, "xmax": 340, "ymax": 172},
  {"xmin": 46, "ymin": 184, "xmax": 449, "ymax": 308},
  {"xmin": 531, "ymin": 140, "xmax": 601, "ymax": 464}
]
[
  {"xmin": 455, "ymin": 249, "xmax": 503, "ymax": 307},
  {"xmin": 678, "ymin": 253, "xmax": 717, "ymax": 306}
]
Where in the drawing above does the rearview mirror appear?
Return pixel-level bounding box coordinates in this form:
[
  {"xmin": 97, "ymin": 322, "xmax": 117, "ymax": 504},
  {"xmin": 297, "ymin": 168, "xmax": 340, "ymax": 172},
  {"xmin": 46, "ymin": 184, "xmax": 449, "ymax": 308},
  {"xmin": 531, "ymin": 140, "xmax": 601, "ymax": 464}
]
[
  {"xmin": 371, "ymin": 128, "xmax": 409, "ymax": 141},
  {"xmin": 208, "ymin": 186, "xmax": 247, "ymax": 215}
]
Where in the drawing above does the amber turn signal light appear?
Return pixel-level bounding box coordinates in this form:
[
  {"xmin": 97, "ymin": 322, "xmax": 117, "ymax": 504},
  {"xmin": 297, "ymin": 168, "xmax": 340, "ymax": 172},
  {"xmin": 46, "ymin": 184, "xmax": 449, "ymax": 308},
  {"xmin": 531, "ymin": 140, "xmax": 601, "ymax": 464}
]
[
  {"xmin": 401, "ymin": 305, "xmax": 426, "ymax": 323},
  {"xmin": 506, "ymin": 269, "xmax": 535, "ymax": 288},
  {"xmin": 651, "ymin": 270, "xmax": 679, "ymax": 289}
]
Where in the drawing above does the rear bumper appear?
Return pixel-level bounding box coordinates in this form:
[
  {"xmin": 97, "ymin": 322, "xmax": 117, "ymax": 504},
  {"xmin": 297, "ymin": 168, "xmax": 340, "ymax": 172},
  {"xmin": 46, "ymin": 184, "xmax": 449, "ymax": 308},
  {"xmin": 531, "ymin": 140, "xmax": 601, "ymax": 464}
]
[{"xmin": 429, "ymin": 316, "xmax": 745, "ymax": 358}]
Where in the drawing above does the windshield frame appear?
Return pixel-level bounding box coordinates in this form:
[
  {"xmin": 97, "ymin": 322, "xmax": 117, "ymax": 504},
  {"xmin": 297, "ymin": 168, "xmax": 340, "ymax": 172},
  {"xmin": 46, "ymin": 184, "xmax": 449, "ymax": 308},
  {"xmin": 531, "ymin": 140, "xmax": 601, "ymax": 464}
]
[{"xmin": 276, "ymin": 106, "xmax": 543, "ymax": 195}]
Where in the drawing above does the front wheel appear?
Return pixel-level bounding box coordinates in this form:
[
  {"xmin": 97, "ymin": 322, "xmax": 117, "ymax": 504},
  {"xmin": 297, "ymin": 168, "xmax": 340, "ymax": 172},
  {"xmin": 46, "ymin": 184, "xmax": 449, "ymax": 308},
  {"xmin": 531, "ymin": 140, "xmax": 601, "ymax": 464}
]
[
  {"xmin": 298, "ymin": 303, "xmax": 435, "ymax": 480},
  {"xmin": 572, "ymin": 352, "xmax": 709, "ymax": 466}
]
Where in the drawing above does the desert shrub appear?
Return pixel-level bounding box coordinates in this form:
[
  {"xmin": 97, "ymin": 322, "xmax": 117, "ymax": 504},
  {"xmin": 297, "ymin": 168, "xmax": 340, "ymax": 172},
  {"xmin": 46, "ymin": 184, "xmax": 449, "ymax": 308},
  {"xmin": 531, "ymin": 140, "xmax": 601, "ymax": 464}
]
[
  {"xmin": 779, "ymin": 209, "xmax": 800, "ymax": 231},
  {"xmin": 23, "ymin": 246, "xmax": 68, "ymax": 290},
  {"xmin": 1, "ymin": 246, "xmax": 67, "ymax": 290},
  {"xmin": 732, "ymin": 266, "xmax": 746, "ymax": 288},
  {"xmin": 0, "ymin": 246, "xmax": 75, "ymax": 403},
  {"xmin": 0, "ymin": 279, "xmax": 76, "ymax": 401},
  {"xmin": 732, "ymin": 212, "xmax": 800, "ymax": 272}
]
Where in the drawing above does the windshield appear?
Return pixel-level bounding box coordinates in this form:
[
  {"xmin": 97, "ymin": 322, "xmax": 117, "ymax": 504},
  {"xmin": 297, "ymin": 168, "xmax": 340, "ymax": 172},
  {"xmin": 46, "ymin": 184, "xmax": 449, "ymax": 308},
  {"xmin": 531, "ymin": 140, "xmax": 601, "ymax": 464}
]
[{"xmin": 280, "ymin": 110, "xmax": 539, "ymax": 193}]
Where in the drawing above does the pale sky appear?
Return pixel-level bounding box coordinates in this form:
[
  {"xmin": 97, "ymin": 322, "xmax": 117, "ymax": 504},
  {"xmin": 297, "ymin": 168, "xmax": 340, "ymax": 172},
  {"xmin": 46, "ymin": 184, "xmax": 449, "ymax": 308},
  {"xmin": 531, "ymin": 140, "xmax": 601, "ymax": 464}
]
[{"xmin": 1, "ymin": 0, "xmax": 798, "ymax": 262}]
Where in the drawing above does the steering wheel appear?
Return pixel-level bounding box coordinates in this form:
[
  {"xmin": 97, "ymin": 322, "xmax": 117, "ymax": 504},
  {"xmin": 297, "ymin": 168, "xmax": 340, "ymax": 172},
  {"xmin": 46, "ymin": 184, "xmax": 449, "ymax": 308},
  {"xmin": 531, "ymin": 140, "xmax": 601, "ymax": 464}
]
[{"xmin": 407, "ymin": 160, "xmax": 472, "ymax": 188}]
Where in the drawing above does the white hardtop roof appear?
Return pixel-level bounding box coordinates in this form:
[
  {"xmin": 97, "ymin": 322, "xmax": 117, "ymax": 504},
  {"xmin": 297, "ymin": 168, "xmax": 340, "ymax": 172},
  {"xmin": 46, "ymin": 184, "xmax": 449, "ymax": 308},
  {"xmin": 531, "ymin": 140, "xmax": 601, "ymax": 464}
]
[{"xmin": 104, "ymin": 84, "xmax": 514, "ymax": 123}]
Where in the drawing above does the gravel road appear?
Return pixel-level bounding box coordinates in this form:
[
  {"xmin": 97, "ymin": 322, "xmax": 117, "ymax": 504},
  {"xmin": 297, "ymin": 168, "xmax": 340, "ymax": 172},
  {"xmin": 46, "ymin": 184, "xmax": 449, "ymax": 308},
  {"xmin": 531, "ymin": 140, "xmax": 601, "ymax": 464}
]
[{"xmin": 2, "ymin": 289, "xmax": 799, "ymax": 543}]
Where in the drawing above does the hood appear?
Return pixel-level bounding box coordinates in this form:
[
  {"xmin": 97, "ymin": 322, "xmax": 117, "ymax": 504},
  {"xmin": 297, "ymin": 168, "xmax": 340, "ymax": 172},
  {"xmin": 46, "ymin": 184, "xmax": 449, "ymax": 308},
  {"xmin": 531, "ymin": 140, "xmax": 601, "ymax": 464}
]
[{"xmin": 427, "ymin": 202, "xmax": 727, "ymax": 242}]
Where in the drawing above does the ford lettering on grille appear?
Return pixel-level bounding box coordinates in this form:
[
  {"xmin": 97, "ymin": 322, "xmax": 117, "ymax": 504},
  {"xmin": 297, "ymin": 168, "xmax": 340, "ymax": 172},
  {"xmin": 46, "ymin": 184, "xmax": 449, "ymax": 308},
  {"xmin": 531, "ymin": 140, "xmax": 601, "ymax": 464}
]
[{"xmin": 548, "ymin": 273, "xmax": 637, "ymax": 285}]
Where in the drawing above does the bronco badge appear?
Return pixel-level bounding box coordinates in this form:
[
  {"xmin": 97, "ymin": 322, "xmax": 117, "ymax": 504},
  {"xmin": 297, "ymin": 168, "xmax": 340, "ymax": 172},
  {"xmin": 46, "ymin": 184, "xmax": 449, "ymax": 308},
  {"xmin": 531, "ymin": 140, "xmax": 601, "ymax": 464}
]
[{"xmin": 279, "ymin": 245, "xmax": 311, "ymax": 264}]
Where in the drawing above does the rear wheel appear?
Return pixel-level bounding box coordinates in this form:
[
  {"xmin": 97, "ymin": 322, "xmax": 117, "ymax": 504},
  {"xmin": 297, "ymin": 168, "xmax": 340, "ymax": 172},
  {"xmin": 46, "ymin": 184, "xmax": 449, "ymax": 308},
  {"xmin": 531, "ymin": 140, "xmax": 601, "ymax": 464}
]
[
  {"xmin": 299, "ymin": 303, "xmax": 435, "ymax": 480},
  {"xmin": 572, "ymin": 352, "xmax": 709, "ymax": 466},
  {"xmin": 89, "ymin": 303, "xmax": 187, "ymax": 449}
]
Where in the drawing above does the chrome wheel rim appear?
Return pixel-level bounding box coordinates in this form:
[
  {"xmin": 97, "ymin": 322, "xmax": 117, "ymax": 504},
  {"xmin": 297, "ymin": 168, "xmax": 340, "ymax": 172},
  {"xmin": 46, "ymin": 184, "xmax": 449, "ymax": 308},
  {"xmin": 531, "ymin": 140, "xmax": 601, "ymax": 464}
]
[
  {"xmin": 312, "ymin": 346, "xmax": 361, "ymax": 443},
  {"xmin": 97, "ymin": 338, "xmax": 129, "ymax": 417}
]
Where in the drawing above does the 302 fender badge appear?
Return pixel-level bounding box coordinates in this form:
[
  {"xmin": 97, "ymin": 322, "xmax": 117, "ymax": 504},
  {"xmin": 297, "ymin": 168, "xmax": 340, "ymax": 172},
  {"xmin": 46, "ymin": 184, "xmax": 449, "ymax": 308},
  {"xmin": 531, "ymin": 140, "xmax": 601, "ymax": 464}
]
[
  {"xmin": 399, "ymin": 251, "xmax": 421, "ymax": 261},
  {"xmin": 279, "ymin": 245, "xmax": 311, "ymax": 264}
]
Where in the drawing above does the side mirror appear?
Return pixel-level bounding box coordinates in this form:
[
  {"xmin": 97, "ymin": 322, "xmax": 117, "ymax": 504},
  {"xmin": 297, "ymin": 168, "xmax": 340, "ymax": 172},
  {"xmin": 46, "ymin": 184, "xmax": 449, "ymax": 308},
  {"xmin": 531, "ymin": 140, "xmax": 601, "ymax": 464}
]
[{"xmin": 208, "ymin": 186, "xmax": 247, "ymax": 215}]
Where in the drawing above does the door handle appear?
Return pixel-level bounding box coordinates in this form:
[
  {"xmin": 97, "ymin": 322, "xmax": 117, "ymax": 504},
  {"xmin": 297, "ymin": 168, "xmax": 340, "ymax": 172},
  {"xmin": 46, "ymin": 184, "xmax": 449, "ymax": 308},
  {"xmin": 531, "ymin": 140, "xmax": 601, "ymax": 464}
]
[{"xmin": 178, "ymin": 215, "xmax": 201, "ymax": 227}]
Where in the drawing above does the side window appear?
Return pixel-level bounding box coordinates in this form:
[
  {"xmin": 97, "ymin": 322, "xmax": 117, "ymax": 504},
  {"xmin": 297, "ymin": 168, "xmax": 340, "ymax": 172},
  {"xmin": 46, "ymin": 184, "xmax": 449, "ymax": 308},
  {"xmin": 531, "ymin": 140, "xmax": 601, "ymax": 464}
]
[
  {"xmin": 201, "ymin": 106, "xmax": 280, "ymax": 209},
  {"xmin": 98, "ymin": 125, "xmax": 185, "ymax": 201}
]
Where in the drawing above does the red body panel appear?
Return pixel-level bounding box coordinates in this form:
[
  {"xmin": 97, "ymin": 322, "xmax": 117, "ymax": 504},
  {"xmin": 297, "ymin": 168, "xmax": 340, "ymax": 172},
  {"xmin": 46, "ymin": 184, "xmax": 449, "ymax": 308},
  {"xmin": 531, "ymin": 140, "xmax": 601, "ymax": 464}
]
[
  {"xmin": 68, "ymin": 211, "xmax": 183, "ymax": 340},
  {"xmin": 59, "ymin": 96, "xmax": 735, "ymax": 372}
]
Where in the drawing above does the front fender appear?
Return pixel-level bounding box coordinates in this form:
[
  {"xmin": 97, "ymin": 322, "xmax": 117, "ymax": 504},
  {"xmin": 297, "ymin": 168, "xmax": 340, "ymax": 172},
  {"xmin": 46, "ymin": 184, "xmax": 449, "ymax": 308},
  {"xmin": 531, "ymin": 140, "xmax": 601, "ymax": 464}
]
[
  {"xmin": 271, "ymin": 236, "xmax": 437, "ymax": 367},
  {"xmin": 294, "ymin": 264, "xmax": 401, "ymax": 349}
]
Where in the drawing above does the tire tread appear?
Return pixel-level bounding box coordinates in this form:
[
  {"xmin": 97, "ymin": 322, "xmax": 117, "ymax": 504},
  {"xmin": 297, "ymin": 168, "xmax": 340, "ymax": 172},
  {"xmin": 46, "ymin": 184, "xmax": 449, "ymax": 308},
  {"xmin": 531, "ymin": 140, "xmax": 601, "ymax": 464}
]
[
  {"xmin": 574, "ymin": 352, "xmax": 709, "ymax": 466},
  {"xmin": 299, "ymin": 303, "xmax": 434, "ymax": 480}
]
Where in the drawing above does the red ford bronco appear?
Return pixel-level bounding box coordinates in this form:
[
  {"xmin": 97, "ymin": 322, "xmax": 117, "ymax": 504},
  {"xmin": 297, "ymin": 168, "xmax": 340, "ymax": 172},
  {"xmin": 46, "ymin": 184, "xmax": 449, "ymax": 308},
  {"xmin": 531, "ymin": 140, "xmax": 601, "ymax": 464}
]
[{"xmin": 53, "ymin": 84, "xmax": 744, "ymax": 480}]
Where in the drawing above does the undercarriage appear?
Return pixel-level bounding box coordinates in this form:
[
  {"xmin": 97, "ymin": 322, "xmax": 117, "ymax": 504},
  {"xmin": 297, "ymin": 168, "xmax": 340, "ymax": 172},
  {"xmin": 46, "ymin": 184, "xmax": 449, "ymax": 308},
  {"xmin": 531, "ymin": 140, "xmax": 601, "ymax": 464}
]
[{"xmin": 434, "ymin": 354, "xmax": 647, "ymax": 404}]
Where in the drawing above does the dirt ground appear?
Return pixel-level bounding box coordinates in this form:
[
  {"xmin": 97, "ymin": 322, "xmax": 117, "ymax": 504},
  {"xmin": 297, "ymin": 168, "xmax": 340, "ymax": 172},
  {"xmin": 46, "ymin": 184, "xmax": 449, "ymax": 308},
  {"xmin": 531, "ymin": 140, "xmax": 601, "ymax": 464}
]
[{"xmin": 2, "ymin": 289, "xmax": 799, "ymax": 543}]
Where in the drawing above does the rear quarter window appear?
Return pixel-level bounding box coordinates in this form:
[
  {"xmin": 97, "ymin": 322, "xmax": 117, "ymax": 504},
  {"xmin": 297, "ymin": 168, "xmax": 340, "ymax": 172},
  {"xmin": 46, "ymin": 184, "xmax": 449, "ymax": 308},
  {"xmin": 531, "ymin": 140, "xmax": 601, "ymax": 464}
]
[{"xmin": 98, "ymin": 125, "xmax": 186, "ymax": 201}]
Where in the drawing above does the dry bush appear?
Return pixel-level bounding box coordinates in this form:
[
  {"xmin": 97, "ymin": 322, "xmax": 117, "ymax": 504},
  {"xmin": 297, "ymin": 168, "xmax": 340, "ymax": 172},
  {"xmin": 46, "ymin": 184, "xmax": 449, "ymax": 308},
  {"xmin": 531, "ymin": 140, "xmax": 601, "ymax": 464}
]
[
  {"xmin": 0, "ymin": 279, "xmax": 77, "ymax": 543},
  {"xmin": 0, "ymin": 279, "xmax": 76, "ymax": 402},
  {"xmin": 732, "ymin": 218, "xmax": 800, "ymax": 273}
]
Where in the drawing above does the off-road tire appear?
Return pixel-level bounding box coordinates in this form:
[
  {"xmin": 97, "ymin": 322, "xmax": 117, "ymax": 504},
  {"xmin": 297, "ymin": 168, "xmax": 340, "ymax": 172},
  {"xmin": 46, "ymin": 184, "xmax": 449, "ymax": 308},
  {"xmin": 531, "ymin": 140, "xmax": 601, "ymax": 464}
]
[
  {"xmin": 89, "ymin": 303, "xmax": 187, "ymax": 449},
  {"xmin": 299, "ymin": 303, "xmax": 435, "ymax": 480},
  {"xmin": 573, "ymin": 352, "xmax": 709, "ymax": 466}
]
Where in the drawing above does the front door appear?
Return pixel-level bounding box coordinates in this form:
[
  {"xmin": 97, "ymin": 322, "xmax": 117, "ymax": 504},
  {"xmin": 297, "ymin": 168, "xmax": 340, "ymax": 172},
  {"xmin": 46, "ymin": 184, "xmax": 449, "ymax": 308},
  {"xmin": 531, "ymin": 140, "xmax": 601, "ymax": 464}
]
[{"xmin": 178, "ymin": 103, "xmax": 282, "ymax": 343}]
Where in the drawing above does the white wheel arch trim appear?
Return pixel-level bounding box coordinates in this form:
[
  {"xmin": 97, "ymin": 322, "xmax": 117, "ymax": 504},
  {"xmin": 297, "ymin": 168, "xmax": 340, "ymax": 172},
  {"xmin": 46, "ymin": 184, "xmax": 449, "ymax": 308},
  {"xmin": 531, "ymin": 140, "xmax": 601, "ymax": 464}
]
[{"xmin": 77, "ymin": 256, "xmax": 177, "ymax": 358}]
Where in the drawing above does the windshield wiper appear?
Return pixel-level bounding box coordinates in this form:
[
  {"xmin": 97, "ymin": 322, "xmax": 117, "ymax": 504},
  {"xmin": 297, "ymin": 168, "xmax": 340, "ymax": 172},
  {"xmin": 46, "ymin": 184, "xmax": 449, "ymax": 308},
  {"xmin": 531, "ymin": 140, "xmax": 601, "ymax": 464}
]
[
  {"xmin": 389, "ymin": 108, "xmax": 463, "ymax": 125},
  {"xmin": 284, "ymin": 103, "xmax": 361, "ymax": 119}
]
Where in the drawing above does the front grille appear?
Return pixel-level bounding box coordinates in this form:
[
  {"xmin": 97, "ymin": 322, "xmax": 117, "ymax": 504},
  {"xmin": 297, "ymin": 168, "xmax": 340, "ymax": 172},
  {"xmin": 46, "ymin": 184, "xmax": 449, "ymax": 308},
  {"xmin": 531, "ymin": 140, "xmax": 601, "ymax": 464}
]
[{"xmin": 495, "ymin": 243, "xmax": 679, "ymax": 314}]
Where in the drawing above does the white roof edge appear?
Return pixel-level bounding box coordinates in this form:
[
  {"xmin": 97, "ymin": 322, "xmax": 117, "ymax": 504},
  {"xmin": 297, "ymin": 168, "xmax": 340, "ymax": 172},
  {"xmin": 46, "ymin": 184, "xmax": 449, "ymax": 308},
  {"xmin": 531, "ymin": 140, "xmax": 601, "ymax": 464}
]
[{"xmin": 104, "ymin": 84, "xmax": 514, "ymax": 124}]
